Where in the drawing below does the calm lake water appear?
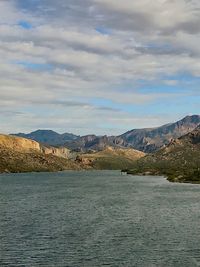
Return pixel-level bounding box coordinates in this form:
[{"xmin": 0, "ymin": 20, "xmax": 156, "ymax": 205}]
[{"xmin": 1, "ymin": 171, "xmax": 200, "ymax": 267}]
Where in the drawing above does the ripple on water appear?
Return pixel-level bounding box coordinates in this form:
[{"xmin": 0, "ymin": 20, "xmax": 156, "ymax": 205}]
[{"xmin": 0, "ymin": 171, "xmax": 200, "ymax": 267}]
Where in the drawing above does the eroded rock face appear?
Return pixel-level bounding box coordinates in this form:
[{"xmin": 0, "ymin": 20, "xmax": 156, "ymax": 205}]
[
  {"xmin": 0, "ymin": 134, "xmax": 72, "ymax": 159},
  {"xmin": 186, "ymin": 127, "xmax": 200, "ymax": 144},
  {"xmin": 0, "ymin": 134, "xmax": 41, "ymax": 152},
  {"xmin": 75, "ymin": 156, "xmax": 93, "ymax": 165},
  {"xmin": 0, "ymin": 134, "xmax": 82, "ymax": 173},
  {"xmin": 41, "ymin": 146, "xmax": 71, "ymax": 159}
]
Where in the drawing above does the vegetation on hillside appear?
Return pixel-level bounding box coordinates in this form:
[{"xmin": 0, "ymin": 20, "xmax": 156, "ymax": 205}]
[
  {"xmin": 76, "ymin": 147, "xmax": 145, "ymax": 170},
  {"xmin": 0, "ymin": 134, "xmax": 82, "ymax": 173},
  {"xmin": 0, "ymin": 147, "xmax": 82, "ymax": 173},
  {"xmin": 125, "ymin": 126, "xmax": 200, "ymax": 183}
]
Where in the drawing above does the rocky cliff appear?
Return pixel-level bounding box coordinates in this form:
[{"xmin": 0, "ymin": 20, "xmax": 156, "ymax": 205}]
[
  {"xmin": 0, "ymin": 134, "xmax": 41, "ymax": 152},
  {"xmin": 41, "ymin": 146, "xmax": 71, "ymax": 159},
  {"xmin": 0, "ymin": 134, "xmax": 71, "ymax": 159},
  {"xmin": 0, "ymin": 134, "xmax": 81, "ymax": 173}
]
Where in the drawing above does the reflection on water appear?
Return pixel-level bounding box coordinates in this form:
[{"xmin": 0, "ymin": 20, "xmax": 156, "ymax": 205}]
[{"xmin": 1, "ymin": 171, "xmax": 200, "ymax": 267}]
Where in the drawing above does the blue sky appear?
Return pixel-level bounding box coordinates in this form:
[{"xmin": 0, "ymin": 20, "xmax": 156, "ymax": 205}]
[
  {"xmin": 18, "ymin": 20, "xmax": 33, "ymax": 29},
  {"xmin": 0, "ymin": 0, "xmax": 200, "ymax": 135}
]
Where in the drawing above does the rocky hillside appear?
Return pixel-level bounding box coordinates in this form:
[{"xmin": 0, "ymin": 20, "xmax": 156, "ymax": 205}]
[
  {"xmin": 65, "ymin": 115, "xmax": 200, "ymax": 152},
  {"xmin": 12, "ymin": 130, "xmax": 79, "ymax": 146},
  {"xmin": 127, "ymin": 125, "xmax": 200, "ymax": 183},
  {"xmin": 41, "ymin": 145, "xmax": 71, "ymax": 159},
  {"xmin": 0, "ymin": 134, "xmax": 41, "ymax": 152},
  {"xmin": 120, "ymin": 115, "xmax": 200, "ymax": 152},
  {"xmin": 0, "ymin": 134, "xmax": 71, "ymax": 159},
  {"xmin": 11, "ymin": 115, "xmax": 200, "ymax": 153},
  {"xmin": 0, "ymin": 134, "xmax": 145, "ymax": 173},
  {"xmin": 76, "ymin": 146, "xmax": 145, "ymax": 170},
  {"xmin": 65, "ymin": 135, "xmax": 118, "ymax": 152},
  {"xmin": 0, "ymin": 134, "xmax": 81, "ymax": 173}
]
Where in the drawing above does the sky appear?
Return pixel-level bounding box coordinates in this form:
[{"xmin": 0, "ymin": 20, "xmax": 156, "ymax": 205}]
[{"xmin": 0, "ymin": 0, "xmax": 200, "ymax": 135}]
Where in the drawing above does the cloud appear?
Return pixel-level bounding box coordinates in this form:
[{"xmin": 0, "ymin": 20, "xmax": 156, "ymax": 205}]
[
  {"xmin": 94, "ymin": 0, "xmax": 200, "ymax": 34},
  {"xmin": 0, "ymin": 0, "xmax": 200, "ymax": 134}
]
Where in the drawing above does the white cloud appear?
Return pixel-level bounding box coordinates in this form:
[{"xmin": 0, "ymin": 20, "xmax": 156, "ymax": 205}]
[{"xmin": 0, "ymin": 0, "xmax": 199, "ymax": 134}]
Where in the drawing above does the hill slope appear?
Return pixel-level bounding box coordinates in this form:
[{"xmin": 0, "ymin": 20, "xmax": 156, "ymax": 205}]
[
  {"xmin": 76, "ymin": 146, "xmax": 145, "ymax": 170},
  {"xmin": 0, "ymin": 134, "xmax": 145, "ymax": 172},
  {"xmin": 65, "ymin": 135, "xmax": 118, "ymax": 152},
  {"xmin": 65, "ymin": 115, "xmax": 200, "ymax": 152},
  {"xmin": 120, "ymin": 115, "xmax": 200, "ymax": 152},
  {"xmin": 0, "ymin": 134, "xmax": 81, "ymax": 173},
  {"xmin": 127, "ymin": 126, "xmax": 200, "ymax": 183}
]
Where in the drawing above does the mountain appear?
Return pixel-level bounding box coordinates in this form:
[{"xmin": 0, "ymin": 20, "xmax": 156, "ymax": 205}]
[
  {"xmin": 0, "ymin": 133, "xmax": 71, "ymax": 158},
  {"xmin": 0, "ymin": 134, "xmax": 144, "ymax": 172},
  {"xmin": 119, "ymin": 115, "xmax": 200, "ymax": 152},
  {"xmin": 65, "ymin": 135, "xmax": 118, "ymax": 152},
  {"xmin": 126, "ymin": 125, "xmax": 200, "ymax": 183},
  {"xmin": 11, "ymin": 115, "xmax": 200, "ymax": 153},
  {"xmin": 65, "ymin": 115, "xmax": 200, "ymax": 152},
  {"xmin": 11, "ymin": 130, "xmax": 79, "ymax": 146},
  {"xmin": 3, "ymin": 116, "xmax": 200, "ymax": 175},
  {"xmin": 0, "ymin": 134, "xmax": 81, "ymax": 173},
  {"xmin": 75, "ymin": 146, "xmax": 145, "ymax": 170}
]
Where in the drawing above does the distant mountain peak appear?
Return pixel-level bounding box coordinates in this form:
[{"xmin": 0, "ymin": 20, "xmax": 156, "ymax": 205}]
[
  {"xmin": 31, "ymin": 129, "xmax": 59, "ymax": 134},
  {"xmin": 119, "ymin": 114, "xmax": 200, "ymax": 153},
  {"xmin": 11, "ymin": 130, "xmax": 79, "ymax": 146}
]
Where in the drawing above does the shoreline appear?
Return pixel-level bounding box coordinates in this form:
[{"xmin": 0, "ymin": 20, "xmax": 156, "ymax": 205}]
[
  {"xmin": 1, "ymin": 167, "xmax": 200, "ymax": 184},
  {"xmin": 121, "ymin": 170, "xmax": 200, "ymax": 184}
]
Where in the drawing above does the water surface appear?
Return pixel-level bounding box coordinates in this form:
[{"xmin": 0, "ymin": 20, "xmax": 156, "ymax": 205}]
[{"xmin": 1, "ymin": 171, "xmax": 200, "ymax": 267}]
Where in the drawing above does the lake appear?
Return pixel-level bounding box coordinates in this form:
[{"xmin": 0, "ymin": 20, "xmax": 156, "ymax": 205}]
[{"xmin": 0, "ymin": 171, "xmax": 200, "ymax": 267}]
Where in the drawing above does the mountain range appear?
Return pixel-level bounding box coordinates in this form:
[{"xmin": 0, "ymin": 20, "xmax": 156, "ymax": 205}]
[
  {"xmin": 0, "ymin": 134, "xmax": 145, "ymax": 173},
  {"xmin": 12, "ymin": 115, "xmax": 200, "ymax": 153},
  {"xmin": 2, "ymin": 114, "xmax": 200, "ymax": 182}
]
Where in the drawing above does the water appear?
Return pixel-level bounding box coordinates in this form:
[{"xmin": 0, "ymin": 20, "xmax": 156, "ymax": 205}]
[{"xmin": 1, "ymin": 171, "xmax": 200, "ymax": 267}]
